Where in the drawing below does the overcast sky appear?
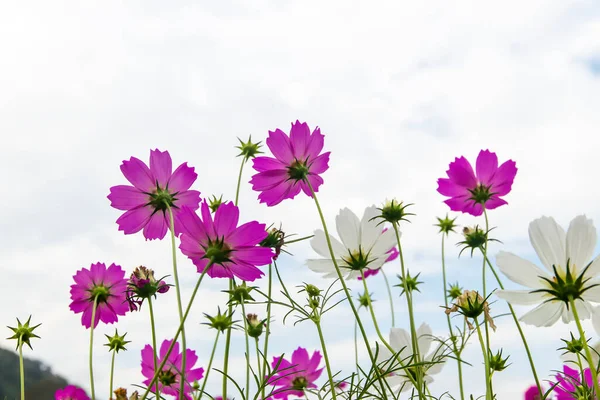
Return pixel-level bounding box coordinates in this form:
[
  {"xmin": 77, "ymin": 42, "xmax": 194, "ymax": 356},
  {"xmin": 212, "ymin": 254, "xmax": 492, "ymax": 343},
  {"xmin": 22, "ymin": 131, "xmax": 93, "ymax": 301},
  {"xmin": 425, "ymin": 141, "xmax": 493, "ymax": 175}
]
[{"xmin": 1, "ymin": 1, "xmax": 600, "ymax": 399}]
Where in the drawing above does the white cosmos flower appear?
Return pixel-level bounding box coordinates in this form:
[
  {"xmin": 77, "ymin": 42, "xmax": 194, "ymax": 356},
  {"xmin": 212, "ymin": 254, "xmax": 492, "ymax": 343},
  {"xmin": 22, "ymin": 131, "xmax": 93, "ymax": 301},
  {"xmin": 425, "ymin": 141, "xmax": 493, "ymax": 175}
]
[
  {"xmin": 306, "ymin": 206, "xmax": 397, "ymax": 279},
  {"xmin": 495, "ymin": 215, "xmax": 600, "ymax": 327},
  {"xmin": 375, "ymin": 323, "xmax": 445, "ymax": 393}
]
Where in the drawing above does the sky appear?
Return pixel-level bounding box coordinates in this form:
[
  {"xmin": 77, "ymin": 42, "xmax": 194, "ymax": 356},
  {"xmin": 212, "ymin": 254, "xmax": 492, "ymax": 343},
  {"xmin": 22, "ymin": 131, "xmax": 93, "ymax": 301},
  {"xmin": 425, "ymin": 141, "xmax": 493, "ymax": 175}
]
[{"xmin": 1, "ymin": 0, "xmax": 600, "ymax": 399}]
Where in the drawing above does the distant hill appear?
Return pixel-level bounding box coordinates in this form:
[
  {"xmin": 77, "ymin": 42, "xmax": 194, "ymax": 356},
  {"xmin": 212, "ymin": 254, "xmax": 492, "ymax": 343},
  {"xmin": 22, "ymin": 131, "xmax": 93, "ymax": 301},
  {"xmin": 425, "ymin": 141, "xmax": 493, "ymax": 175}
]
[{"xmin": 0, "ymin": 346, "xmax": 86, "ymax": 400}]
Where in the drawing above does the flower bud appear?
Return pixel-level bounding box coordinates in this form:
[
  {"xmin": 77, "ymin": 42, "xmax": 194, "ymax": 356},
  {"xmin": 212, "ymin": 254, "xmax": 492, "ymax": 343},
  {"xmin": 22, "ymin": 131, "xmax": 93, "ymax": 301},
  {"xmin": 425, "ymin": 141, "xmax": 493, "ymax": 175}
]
[
  {"xmin": 6, "ymin": 315, "xmax": 41, "ymax": 350},
  {"xmin": 104, "ymin": 329, "xmax": 130, "ymax": 353}
]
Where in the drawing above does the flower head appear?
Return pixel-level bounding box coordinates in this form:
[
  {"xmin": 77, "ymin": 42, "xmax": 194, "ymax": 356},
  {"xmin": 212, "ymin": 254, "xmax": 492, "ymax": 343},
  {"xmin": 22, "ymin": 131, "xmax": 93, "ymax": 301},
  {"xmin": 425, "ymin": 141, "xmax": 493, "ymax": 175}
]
[
  {"xmin": 250, "ymin": 120, "xmax": 330, "ymax": 206},
  {"xmin": 6, "ymin": 315, "xmax": 41, "ymax": 350},
  {"xmin": 104, "ymin": 329, "xmax": 130, "ymax": 353},
  {"xmin": 267, "ymin": 347, "xmax": 324, "ymax": 400},
  {"xmin": 553, "ymin": 364, "xmax": 595, "ymax": 399},
  {"xmin": 141, "ymin": 339, "xmax": 204, "ymax": 400},
  {"xmin": 437, "ymin": 149, "xmax": 517, "ymax": 216},
  {"xmin": 236, "ymin": 135, "xmax": 263, "ymax": 160},
  {"xmin": 113, "ymin": 388, "xmax": 139, "ymax": 400},
  {"xmin": 55, "ymin": 385, "xmax": 90, "ymax": 400},
  {"xmin": 108, "ymin": 149, "xmax": 201, "ymax": 240},
  {"xmin": 177, "ymin": 201, "xmax": 275, "ymax": 281},
  {"xmin": 69, "ymin": 263, "xmax": 130, "ymax": 329},
  {"xmin": 495, "ymin": 215, "xmax": 600, "ymax": 328},
  {"xmin": 375, "ymin": 323, "xmax": 446, "ymax": 393},
  {"xmin": 357, "ymin": 227, "xmax": 399, "ymax": 281},
  {"xmin": 126, "ymin": 266, "xmax": 170, "ymax": 311},
  {"xmin": 524, "ymin": 385, "xmax": 543, "ymax": 400},
  {"xmin": 435, "ymin": 214, "xmax": 458, "ymax": 236},
  {"xmin": 446, "ymin": 290, "xmax": 496, "ymax": 331},
  {"xmin": 307, "ymin": 206, "xmax": 397, "ymax": 280}
]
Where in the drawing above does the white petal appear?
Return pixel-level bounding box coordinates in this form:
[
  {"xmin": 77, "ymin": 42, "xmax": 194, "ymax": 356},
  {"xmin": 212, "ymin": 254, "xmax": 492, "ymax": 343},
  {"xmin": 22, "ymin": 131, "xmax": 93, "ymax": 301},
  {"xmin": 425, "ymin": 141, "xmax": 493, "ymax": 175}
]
[
  {"xmin": 495, "ymin": 290, "xmax": 546, "ymax": 305},
  {"xmin": 310, "ymin": 229, "xmax": 345, "ymax": 258},
  {"xmin": 496, "ymin": 251, "xmax": 550, "ymax": 288},
  {"xmin": 360, "ymin": 205, "xmax": 381, "ymax": 252},
  {"xmin": 566, "ymin": 215, "xmax": 597, "ymax": 274},
  {"xmin": 389, "ymin": 327, "xmax": 411, "ymax": 355},
  {"xmin": 561, "ymin": 299, "xmax": 592, "ymax": 323},
  {"xmin": 586, "ymin": 255, "xmax": 600, "ymax": 278},
  {"xmin": 592, "ymin": 307, "xmax": 600, "ymax": 337},
  {"xmin": 306, "ymin": 259, "xmax": 343, "ymax": 279},
  {"xmin": 520, "ymin": 301, "xmax": 563, "ymax": 327},
  {"xmin": 582, "ymin": 280, "xmax": 600, "ymax": 303},
  {"xmin": 374, "ymin": 343, "xmax": 392, "ymax": 363},
  {"xmin": 416, "ymin": 323, "xmax": 433, "ymax": 356},
  {"xmin": 335, "ymin": 208, "xmax": 361, "ymax": 250},
  {"xmin": 528, "ymin": 216, "xmax": 566, "ymax": 272},
  {"xmin": 369, "ymin": 228, "xmax": 397, "ymax": 260}
]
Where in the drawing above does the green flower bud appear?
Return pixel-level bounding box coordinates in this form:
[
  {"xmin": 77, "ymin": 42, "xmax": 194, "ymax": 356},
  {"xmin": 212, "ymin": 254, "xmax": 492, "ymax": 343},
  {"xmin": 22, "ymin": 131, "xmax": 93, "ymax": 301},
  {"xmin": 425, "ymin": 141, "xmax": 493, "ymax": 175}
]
[
  {"xmin": 435, "ymin": 214, "xmax": 458, "ymax": 236},
  {"xmin": 104, "ymin": 329, "xmax": 130, "ymax": 353},
  {"xmin": 371, "ymin": 198, "xmax": 415, "ymax": 226},
  {"xmin": 6, "ymin": 315, "xmax": 41, "ymax": 350},
  {"xmin": 488, "ymin": 348, "xmax": 510, "ymax": 372},
  {"xmin": 202, "ymin": 308, "xmax": 236, "ymax": 333},
  {"xmin": 236, "ymin": 135, "xmax": 263, "ymax": 160}
]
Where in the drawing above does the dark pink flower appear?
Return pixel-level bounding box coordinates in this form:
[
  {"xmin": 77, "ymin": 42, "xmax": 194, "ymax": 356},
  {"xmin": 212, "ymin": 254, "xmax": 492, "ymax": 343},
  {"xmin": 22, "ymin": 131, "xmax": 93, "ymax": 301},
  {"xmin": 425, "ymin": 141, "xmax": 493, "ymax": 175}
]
[
  {"xmin": 177, "ymin": 201, "xmax": 275, "ymax": 281},
  {"xmin": 69, "ymin": 263, "xmax": 129, "ymax": 329},
  {"xmin": 524, "ymin": 385, "xmax": 542, "ymax": 400},
  {"xmin": 267, "ymin": 347, "xmax": 323, "ymax": 400},
  {"xmin": 437, "ymin": 149, "xmax": 517, "ymax": 216},
  {"xmin": 553, "ymin": 364, "xmax": 595, "ymax": 399},
  {"xmin": 108, "ymin": 149, "xmax": 201, "ymax": 240},
  {"xmin": 141, "ymin": 339, "xmax": 204, "ymax": 400},
  {"xmin": 55, "ymin": 385, "xmax": 90, "ymax": 400},
  {"xmin": 250, "ymin": 120, "xmax": 330, "ymax": 206}
]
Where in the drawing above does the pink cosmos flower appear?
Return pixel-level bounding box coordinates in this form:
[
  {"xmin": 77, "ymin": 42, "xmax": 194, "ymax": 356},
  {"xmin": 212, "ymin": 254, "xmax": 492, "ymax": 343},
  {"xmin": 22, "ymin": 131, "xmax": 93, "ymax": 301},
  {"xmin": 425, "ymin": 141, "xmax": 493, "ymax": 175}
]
[
  {"xmin": 524, "ymin": 385, "xmax": 542, "ymax": 400},
  {"xmin": 69, "ymin": 262, "xmax": 129, "ymax": 329},
  {"xmin": 250, "ymin": 120, "xmax": 331, "ymax": 206},
  {"xmin": 267, "ymin": 347, "xmax": 323, "ymax": 400},
  {"xmin": 553, "ymin": 364, "xmax": 595, "ymax": 399},
  {"xmin": 108, "ymin": 149, "xmax": 201, "ymax": 240},
  {"xmin": 437, "ymin": 149, "xmax": 517, "ymax": 216},
  {"xmin": 141, "ymin": 339, "xmax": 204, "ymax": 400},
  {"xmin": 55, "ymin": 385, "xmax": 90, "ymax": 400},
  {"xmin": 177, "ymin": 201, "xmax": 275, "ymax": 281}
]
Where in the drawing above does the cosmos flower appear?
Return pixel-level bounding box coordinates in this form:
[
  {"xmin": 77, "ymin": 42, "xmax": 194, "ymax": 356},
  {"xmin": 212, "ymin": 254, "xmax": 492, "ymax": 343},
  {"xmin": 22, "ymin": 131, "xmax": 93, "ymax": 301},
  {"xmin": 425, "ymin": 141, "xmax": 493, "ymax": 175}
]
[
  {"xmin": 375, "ymin": 323, "xmax": 445, "ymax": 393},
  {"xmin": 125, "ymin": 266, "xmax": 170, "ymax": 311},
  {"xmin": 55, "ymin": 385, "xmax": 90, "ymax": 400},
  {"xmin": 524, "ymin": 385, "xmax": 543, "ymax": 400},
  {"xmin": 250, "ymin": 120, "xmax": 330, "ymax": 206},
  {"xmin": 267, "ymin": 347, "xmax": 324, "ymax": 400},
  {"xmin": 495, "ymin": 215, "xmax": 600, "ymax": 327},
  {"xmin": 358, "ymin": 228, "xmax": 399, "ymax": 280},
  {"xmin": 553, "ymin": 364, "xmax": 595, "ymax": 399},
  {"xmin": 69, "ymin": 262, "xmax": 129, "ymax": 329},
  {"xmin": 437, "ymin": 149, "xmax": 517, "ymax": 216},
  {"xmin": 177, "ymin": 201, "xmax": 274, "ymax": 281},
  {"xmin": 108, "ymin": 149, "xmax": 201, "ymax": 240},
  {"xmin": 141, "ymin": 339, "xmax": 204, "ymax": 400},
  {"xmin": 306, "ymin": 206, "xmax": 396, "ymax": 279}
]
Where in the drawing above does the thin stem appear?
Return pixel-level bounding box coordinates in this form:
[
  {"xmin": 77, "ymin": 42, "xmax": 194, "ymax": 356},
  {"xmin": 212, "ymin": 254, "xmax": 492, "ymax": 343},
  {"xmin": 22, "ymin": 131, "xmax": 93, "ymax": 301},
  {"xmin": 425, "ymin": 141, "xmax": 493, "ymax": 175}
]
[
  {"xmin": 240, "ymin": 299, "xmax": 251, "ymax": 399},
  {"xmin": 140, "ymin": 264, "xmax": 212, "ymax": 400},
  {"xmin": 306, "ymin": 182, "xmax": 388, "ymax": 397},
  {"xmin": 354, "ymin": 318, "xmax": 359, "ymax": 377},
  {"xmin": 167, "ymin": 207, "xmax": 187, "ymax": 398},
  {"xmin": 199, "ymin": 330, "xmax": 221, "ymax": 399},
  {"xmin": 314, "ymin": 319, "xmax": 337, "ymax": 400},
  {"xmin": 89, "ymin": 295, "xmax": 99, "ymax": 400},
  {"xmin": 222, "ymin": 280, "xmax": 234, "ymax": 400},
  {"xmin": 483, "ymin": 255, "xmax": 542, "ymax": 393},
  {"xmin": 234, "ymin": 156, "xmax": 246, "ymax": 206},
  {"xmin": 569, "ymin": 296, "xmax": 600, "ymax": 398},
  {"xmin": 283, "ymin": 235, "xmax": 314, "ymax": 245},
  {"xmin": 147, "ymin": 297, "xmax": 160, "ymax": 398},
  {"xmin": 392, "ymin": 223, "xmax": 423, "ymax": 396},
  {"xmin": 475, "ymin": 319, "xmax": 492, "ymax": 400},
  {"xmin": 261, "ymin": 263, "xmax": 273, "ymax": 400},
  {"xmin": 109, "ymin": 350, "xmax": 116, "ymax": 400},
  {"xmin": 18, "ymin": 338, "xmax": 24, "ymax": 400},
  {"xmin": 380, "ymin": 269, "xmax": 396, "ymax": 327},
  {"xmin": 481, "ymin": 210, "xmax": 492, "ymax": 393},
  {"xmin": 441, "ymin": 234, "xmax": 464, "ymax": 400},
  {"xmin": 255, "ymin": 337, "xmax": 263, "ymax": 387}
]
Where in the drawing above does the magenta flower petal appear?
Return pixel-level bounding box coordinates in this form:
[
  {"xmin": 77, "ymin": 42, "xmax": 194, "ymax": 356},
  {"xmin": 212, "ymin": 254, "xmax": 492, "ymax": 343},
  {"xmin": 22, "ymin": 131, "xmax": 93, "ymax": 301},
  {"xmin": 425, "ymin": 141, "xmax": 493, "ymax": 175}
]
[
  {"xmin": 69, "ymin": 263, "xmax": 129, "ymax": 329},
  {"xmin": 55, "ymin": 385, "xmax": 90, "ymax": 400},
  {"xmin": 268, "ymin": 347, "xmax": 323, "ymax": 400},
  {"xmin": 251, "ymin": 121, "xmax": 330, "ymax": 206},
  {"xmin": 109, "ymin": 149, "xmax": 200, "ymax": 240},
  {"xmin": 178, "ymin": 202, "xmax": 274, "ymax": 282},
  {"xmin": 437, "ymin": 150, "xmax": 517, "ymax": 216}
]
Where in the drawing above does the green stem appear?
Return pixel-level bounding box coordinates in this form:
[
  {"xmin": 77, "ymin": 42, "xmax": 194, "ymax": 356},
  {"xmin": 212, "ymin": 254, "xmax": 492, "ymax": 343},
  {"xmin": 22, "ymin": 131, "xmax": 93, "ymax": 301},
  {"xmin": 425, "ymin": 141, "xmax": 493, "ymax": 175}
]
[
  {"xmin": 255, "ymin": 337, "xmax": 263, "ymax": 387},
  {"xmin": 109, "ymin": 350, "xmax": 116, "ymax": 400},
  {"xmin": 222, "ymin": 280, "xmax": 234, "ymax": 400},
  {"xmin": 240, "ymin": 299, "xmax": 251, "ymax": 399},
  {"xmin": 148, "ymin": 297, "xmax": 160, "ymax": 398},
  {"xmin": 199, "ymin": 330, "xmax": 220, "ymax": 399},
  {"xmin": 380, "ymin": 269, "xmax": 395, "ymax": 327},
  {"xmin": 354, "ymin": 318, "xmax": 359, "ymax": 377},
  {"xmin": 569, "ymin": 296, "xmax": 600, "ymax": 398},
  {"xmin": 475, "ymin": 319, "xmax": 492, "ymax": 400},
  {"xmin": 392, "ymin": 223, "xmax": 423, "ymax": 396},
  {"xmin": 18, "ymin": 338, "xmax": 24, "ymax": 400},
  {"xmin": 167, "ymin": 207, "xmax": 187, "ymax": 398},
  {"xmin": 89, "ymin": 295, "xmax": 99, "ymax": 400},
  {"xmin": 441, "ymin": 234, "xmax": 464, "ymax": 400},
  {"xmin": 261, "ymin": 263, "xmax": 273, "ymax": 400},
  {"xmin": 234, "ymin": 155, "xmax": 246, "ymax": 206},
  {"xmin": 314, "ymin": 319, "xmax": 337, "ymax": 400},
  {"xmin": 140, "ymin": 263, "xmax": 212, "ymax": 400},
  {"xmin": 283, "ymin": 234, "xmax": 314, "ymax": 245},
  {"xmin": 481, "ymin": 210, "xmax": 492, "ymax": 394},
  {"xmin": 483, "ymin": 255, "xmax": 542, "ymax": 394},
  {"xmin": 305, "ymin": 182, "xmax": 388, "ymax": 397}
]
